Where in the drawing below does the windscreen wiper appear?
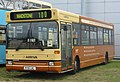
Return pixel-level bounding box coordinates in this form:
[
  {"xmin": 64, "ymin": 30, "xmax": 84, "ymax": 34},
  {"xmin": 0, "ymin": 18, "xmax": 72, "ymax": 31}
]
[
  {"xmin": 15, "ymin": 23, "xmax": 45, "ymax": 51},
  {"xmin": 16, "ymin": 24, "xmax": 31, "ymax": 51},
  {"xmin": 16, "ymin": 38, "xmax": 45, "ymax": 51}
]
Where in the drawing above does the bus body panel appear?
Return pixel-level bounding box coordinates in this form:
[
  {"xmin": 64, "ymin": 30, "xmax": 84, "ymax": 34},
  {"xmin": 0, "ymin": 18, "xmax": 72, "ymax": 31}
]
[
  {"xmin": 72, "ymin": 45, "xmax": 114, "ymax": 68},
  {"xmin": 0, "ymin": 45, "xmax": 6, "ymax": 64},
  {"xmin": 6, "ymin": 61, "xmax": 62, "ymax": 73},
  {"xmin": 0, "ymin": 9, "xmax": 8, "ymax": 25},
  {"xmin": 6, "ymin": 49, "xmax": 62, "ymax": 73},
  {"xmin": 6, "ymin": 49, "xmax": 61, "ymax": 60}
]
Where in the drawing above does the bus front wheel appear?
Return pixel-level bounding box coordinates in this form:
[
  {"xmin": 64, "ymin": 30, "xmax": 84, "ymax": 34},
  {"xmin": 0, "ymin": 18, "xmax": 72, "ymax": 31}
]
[{"xmin": 72, "ymin": 57, "xmax": 80, "ymax": 74}]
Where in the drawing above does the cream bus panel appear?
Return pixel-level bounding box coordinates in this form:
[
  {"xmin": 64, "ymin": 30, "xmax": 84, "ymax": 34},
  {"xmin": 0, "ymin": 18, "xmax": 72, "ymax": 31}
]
[
  {"xmin": 80, "ymin": 16, "xmax": 113, "ymax": 29},
  {"xmin": 6, "ymin": 9, "xmax": 59, "ymax": 23},
  {"xmin": 59, "ymin": 10, "xmax": 79, "ymax": 23},
  {"xmin": 6, "ymin": 49, "xmax": 61, "ymax": 60},
  {"xmin": 6, "ymin": 12, "xmax": 11, "ymax": 23},
  {"xmin": 81, "ymin": 19, "xmax": 113, "ymax": 29}
]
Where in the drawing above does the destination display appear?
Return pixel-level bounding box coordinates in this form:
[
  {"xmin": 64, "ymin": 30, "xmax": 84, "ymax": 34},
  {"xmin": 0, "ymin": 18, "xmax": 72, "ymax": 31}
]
[{"xmin": 10, "ymin": 10, "xmax": 52, "ymax": 20}]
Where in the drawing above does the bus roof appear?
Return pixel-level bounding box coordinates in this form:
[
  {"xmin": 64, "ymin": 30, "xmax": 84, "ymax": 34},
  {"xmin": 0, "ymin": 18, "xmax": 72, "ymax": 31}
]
[
  {"xmin": 80, "ymin": 16, "xmax": 113, "ymax": 26},
  {"xmin": 80, "ymin": 16, "xmax": 113, "ymax": 29},
  {"xmin": 6, "ymin": 8, "xmax": 114, "ymax": 29}
]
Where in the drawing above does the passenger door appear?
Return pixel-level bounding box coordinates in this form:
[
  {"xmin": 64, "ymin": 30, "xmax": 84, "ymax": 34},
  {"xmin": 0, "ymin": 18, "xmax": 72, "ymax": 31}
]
[{"xmin": 61, "ymin": 22, "xmax": 72, "ymax": 70}]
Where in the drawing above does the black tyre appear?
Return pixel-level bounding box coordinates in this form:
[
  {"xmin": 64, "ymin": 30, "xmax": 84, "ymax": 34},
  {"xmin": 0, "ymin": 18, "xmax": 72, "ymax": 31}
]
[
  {"xmin": 103, "ymin": 53, "xmax": 109, "ymax": 65},
  {"xmin": 105, "ymin": 54, "xmax": 109, "ymax": 64},
  {"xmin": 71, "ymin": 58, "xmax": 79, "ymax": 74}
]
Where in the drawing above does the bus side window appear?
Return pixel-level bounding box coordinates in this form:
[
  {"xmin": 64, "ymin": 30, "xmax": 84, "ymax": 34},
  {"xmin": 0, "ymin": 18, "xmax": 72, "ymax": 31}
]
[
  {"xmin": 81, "ymin": 25, "xmax": 90, "ymax": 45},
  {"xmin": 98, "ymin": 27, "xmax": 103, "ymax": 45},
  {"xmin": 72, "ymin": 23, "xmax": 80, "ymax": 46},
  {"xmin": 0, "ymin": 30, "xmax": 5, "ymax": 43},
  {"xmin": 111, "ymin": 30, "xmax": 114, "ymax": 45},
  {"xmin": 104, "ymin": 29, "xmax": 109, "ymax": 45},
  {"xmin": 109, "ymin": 30, "xmax": 112, "ymax": 45},
  {"xmin": 90, "ymin": 26, "xmax": 97, "ymax": 45}
]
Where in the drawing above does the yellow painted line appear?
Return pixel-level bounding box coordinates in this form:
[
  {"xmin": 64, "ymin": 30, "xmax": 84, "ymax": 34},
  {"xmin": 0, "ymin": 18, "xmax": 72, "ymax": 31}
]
[{"xmin": 80, "ymin": 57, "xmax": 104, "ymax": 63}]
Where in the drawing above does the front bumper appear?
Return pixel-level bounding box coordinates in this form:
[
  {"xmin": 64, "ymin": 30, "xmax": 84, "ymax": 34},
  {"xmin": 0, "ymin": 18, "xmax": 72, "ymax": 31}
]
[{"xmin": 6, "ymin": 60, "xmax": 62, "ymax": 73}]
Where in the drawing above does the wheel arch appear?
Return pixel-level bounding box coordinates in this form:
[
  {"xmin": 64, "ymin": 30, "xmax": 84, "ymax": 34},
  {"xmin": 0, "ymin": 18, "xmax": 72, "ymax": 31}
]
[{"xmin": 74, "ymin": 55, "xmax": 80, "ymax": 69}]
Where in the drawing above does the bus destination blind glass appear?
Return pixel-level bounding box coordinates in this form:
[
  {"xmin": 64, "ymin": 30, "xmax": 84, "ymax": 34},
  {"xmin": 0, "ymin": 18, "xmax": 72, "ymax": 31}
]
[{"xmin": 10, "ymin": 10, "xmax": 52, "ymax": 20}]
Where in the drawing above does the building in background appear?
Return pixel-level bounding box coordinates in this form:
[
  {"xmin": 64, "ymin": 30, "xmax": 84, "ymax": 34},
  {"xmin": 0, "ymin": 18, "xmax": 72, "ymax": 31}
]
[
  {"xmin": 86, "ymin": 0, "xmax": 120, "ymax": 58},
  {"xmin": 43, "ymin": 0, "xmax": 85, "ymax": 15},
  {"xmin": 43, "ymin": 0, "xmax": 120, "ymax": 58}
]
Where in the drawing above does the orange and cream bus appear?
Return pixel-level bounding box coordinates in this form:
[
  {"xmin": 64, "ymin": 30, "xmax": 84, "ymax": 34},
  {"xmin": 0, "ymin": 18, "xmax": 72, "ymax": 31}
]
[{"xmin": 6, "ymin": 8, "xmax": 114, "ymax": 73}]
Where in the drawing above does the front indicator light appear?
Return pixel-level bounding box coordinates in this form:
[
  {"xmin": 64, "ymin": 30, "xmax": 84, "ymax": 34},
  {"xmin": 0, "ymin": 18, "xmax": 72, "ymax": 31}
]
[{"xmin": 54, "ymin": 51, "xmax": 60, "ymax": 54}]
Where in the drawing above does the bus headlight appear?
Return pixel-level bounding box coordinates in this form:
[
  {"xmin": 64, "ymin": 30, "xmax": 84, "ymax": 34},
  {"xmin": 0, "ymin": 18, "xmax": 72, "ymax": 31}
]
[
  {"xmin": 8, "ymin": 61, "xmax": 13, "ymax": 65},
  {"xmin": 49, "ymin": 62, "xmax": 54, "ymax": 66}
]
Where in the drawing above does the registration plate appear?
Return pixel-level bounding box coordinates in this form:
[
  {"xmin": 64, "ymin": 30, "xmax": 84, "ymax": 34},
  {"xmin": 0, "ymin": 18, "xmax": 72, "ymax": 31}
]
[{"xmin": 24, "ymin": 66, "xmax": 36, "ymax": 70}]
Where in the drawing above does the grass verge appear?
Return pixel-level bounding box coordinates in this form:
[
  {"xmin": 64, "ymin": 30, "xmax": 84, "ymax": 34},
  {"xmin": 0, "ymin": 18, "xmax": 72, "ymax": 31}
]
[{"xmin": 0, "ymin": 61, "xmax": 120, "ymax": 82}]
